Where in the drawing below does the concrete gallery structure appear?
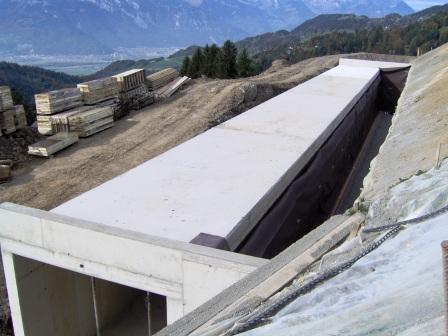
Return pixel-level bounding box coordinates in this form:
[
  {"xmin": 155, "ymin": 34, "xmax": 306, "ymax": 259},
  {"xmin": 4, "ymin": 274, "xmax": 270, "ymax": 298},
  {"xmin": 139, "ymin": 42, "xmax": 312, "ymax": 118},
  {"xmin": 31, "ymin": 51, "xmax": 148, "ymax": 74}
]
[{"xmin": 0, "ymin": 59, "xmax": 410, "ymax": 335}]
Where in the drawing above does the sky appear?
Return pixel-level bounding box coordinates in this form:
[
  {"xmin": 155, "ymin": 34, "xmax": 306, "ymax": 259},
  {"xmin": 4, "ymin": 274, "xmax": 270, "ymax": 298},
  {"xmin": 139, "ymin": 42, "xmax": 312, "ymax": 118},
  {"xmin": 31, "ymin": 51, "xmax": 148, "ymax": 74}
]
[{"xmin": 406, "ymin": 0, "xmax": 447, "ymax": 10}]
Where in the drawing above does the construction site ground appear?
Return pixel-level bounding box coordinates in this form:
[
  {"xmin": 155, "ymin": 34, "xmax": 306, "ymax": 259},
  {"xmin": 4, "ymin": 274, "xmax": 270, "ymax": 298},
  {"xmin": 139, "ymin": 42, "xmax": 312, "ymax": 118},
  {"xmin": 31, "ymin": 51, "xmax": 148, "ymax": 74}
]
[{"xmin": 0, "ymin": 53, "xmax": 411, "ymax": 211}]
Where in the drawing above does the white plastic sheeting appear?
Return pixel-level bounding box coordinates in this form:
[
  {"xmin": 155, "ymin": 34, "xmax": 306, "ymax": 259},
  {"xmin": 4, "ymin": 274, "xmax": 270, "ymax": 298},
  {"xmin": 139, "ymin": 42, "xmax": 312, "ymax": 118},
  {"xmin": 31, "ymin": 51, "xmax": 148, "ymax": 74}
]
[{"xmin": 241, "ymin": 162, "xmax": 448, "ymax": 336}]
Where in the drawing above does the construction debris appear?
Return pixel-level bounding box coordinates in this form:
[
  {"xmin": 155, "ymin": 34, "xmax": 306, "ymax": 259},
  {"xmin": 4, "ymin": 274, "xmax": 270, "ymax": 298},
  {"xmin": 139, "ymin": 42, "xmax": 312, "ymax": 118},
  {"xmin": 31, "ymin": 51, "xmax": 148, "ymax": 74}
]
[
  {"xmin": 68, "ymin": 106, "xmax": 114, "ymax": 138},
  {"xmin": 146, "ymin": 68, "xmax": 179, "ymax": 90},
  {"xmin": 0, "ymin": 87, "xmax": 13, "ymax": 111},
  {"xmin": 77, "ymin": 77, "xmax": 119, "ymax": 105},
  {"xmin": 113, "ymin": 69, "xmax": 146, "ymax": 93},
  {"xmin": 28, "ymin": 132, "xmax": 79, "ymax": 157},
  {"xmin": 35, "ymin": 88, "xmax": 83, "ymax": 115}
]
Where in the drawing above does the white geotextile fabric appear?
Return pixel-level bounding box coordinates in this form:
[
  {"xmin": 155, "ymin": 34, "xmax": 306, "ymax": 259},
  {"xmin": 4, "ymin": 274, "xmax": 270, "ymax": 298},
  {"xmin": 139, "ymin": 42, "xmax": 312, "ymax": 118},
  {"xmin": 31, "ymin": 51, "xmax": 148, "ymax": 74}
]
[{"xmin": 241, "ymin": 162, "xmax": 448, "ymax": 336}]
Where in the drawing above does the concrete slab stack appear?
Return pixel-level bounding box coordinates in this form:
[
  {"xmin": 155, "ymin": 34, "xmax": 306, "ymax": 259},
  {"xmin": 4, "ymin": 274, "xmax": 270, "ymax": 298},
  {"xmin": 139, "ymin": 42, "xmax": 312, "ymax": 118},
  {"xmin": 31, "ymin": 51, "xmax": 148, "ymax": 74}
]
[
  {"xmin": 35, "ymin": 88, "xmax": 82, "ymax": 115},
  {"xmin": 146, "ymin": 68, "xmax": 179, "ymax": 90},
  {"xmin": 77, "ymin": 78, "xmax": 119, "ymax": 105}
]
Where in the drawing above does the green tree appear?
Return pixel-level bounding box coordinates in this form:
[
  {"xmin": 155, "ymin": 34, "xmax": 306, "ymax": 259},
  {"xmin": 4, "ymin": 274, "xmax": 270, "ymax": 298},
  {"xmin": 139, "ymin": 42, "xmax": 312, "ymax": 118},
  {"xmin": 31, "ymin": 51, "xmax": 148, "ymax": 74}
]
[
  {"xmin": 237, "ymin": 49, "xmax": 256, "ymax": 77},
  {"xmin": 217, "ymin": 40, "xmax": 238, "ymax": 79},
  {"xmin": 209, "ymin": 44, "xmax": 220, "ymax": 77},
  {"xmin": 180, "ymin": 56, "xmax": 191, "ymax": 76},
  {"xmin": 189, "ymin": 48, "xmax": 204, "ymax": 78}
]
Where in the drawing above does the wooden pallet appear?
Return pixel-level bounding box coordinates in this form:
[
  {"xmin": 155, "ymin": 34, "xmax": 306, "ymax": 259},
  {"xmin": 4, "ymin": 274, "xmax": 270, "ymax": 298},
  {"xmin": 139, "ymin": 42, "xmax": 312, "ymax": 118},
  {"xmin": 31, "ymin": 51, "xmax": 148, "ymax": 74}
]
[
  {"xmin": 113, "ymin": 69, "xmax": 146, "ymax": 92},
  {"xmin": 28, "ymin": 133, "xmax": 79, "ymax": 157},
  {"xmin": 0, "ymin": 86, "xmax": 13, "ymax": 112},
  {"xmin": 78, "ymin": 77, "xmax": 119, "ymax": 105},
  {"xmin": 35, "ymin": 88, "xmax": 82, "ymax": 115},
  {"xmin": 146, "ymin": 68, "xmax": 179, "ymax": 90}
]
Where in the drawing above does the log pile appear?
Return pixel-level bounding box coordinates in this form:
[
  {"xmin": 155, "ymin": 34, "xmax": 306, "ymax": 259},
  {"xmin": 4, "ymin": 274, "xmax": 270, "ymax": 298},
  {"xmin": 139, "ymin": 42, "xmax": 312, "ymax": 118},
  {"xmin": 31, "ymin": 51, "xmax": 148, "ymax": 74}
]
[
  {"xmin": 0, "ymin": 86, "xmax": 13, "ymax": 111},
  {"xmin": 28, "ymin": 132, "xmax": 79, "ymax": 157},
  {"xmin": 68, "ymin": 106, "xmax": 114, "ymax": 137},
  {"xmin": 35, "ymin": 88, "xmax": 82, "ymax": 115},
  {"xmin": 146, "ymin": 68, "xmax": 179, "ymax": 90},
  {"xmin": 77, "ymin": 77, "xmax": 119, "ymax": 105},
  {"xmin": 113, "ymin": 69, "xmax": 145, "ymax": 93}
]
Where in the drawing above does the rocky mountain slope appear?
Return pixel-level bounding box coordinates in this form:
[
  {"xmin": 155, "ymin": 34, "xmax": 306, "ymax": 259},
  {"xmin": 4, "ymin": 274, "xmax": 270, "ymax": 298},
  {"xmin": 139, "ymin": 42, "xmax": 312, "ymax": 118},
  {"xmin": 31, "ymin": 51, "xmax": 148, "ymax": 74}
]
[{"xmin": 0, "ymin": 0, "xmax": 414, "ymax": 55}]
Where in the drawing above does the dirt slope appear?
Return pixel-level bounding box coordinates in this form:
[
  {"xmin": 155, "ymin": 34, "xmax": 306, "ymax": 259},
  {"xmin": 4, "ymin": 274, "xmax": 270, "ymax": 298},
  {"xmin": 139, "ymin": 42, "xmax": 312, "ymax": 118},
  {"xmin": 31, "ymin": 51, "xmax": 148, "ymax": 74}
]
[{"xmin": 0, "ymin": 53, "xmax": 411, "ymax": 211}]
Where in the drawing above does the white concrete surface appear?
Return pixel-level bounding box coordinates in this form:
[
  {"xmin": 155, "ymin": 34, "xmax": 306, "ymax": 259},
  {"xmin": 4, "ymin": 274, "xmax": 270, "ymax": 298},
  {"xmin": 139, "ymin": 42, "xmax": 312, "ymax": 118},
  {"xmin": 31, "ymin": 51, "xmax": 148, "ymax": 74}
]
[
  {"xmin": 339, "ymin": 58, "xmax": 411, "ymax": 70},
  {"xmin": 0, "ymin": 204, "xmax": 265, "ymax": 333},
  {"xmin": 52, "ymin": 61, "xmax": 408, "ymax": 251}
]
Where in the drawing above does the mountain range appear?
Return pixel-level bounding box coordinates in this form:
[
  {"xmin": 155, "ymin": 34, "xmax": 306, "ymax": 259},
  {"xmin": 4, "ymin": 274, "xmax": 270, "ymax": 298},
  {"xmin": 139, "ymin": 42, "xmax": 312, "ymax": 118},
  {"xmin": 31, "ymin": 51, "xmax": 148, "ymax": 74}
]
[{"xmin": 0, "ymin": 0, "xmax": 414, "ymax": 55}]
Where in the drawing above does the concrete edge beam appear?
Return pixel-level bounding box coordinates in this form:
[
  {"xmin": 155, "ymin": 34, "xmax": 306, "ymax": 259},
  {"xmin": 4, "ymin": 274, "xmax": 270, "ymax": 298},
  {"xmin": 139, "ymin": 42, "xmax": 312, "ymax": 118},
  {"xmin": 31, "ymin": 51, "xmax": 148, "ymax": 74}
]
[{"xmin": 156, "ymin": 213, "xmax": 365, "ymax": 336}]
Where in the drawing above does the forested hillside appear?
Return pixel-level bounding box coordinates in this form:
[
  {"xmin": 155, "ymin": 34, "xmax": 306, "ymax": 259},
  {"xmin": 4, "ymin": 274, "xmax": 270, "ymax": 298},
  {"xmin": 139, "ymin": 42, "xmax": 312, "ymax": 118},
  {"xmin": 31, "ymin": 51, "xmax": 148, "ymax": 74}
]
[{"xmin": 275, "ymin": 12, "xmax": 448, "ymax": 65}]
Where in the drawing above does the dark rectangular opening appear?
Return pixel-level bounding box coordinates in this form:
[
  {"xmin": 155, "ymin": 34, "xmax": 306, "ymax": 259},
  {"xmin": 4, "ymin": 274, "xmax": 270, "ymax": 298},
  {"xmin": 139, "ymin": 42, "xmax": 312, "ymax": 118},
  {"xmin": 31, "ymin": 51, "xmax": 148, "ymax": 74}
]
[{"xmin": 13, "ymin": 255, "xmax": 167, "ymax": 336}]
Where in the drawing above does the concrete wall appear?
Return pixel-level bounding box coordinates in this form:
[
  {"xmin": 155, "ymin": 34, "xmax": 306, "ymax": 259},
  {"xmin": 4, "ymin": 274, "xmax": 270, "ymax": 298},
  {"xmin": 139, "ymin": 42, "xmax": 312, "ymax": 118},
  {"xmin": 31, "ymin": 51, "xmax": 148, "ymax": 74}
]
[
  {"xmin": 13, "ymin": 256, "xmax": 96, "ymax": 336},
  {"xmin": 0, "ymin": 203, "xmax": 265, "ymax": 335}
]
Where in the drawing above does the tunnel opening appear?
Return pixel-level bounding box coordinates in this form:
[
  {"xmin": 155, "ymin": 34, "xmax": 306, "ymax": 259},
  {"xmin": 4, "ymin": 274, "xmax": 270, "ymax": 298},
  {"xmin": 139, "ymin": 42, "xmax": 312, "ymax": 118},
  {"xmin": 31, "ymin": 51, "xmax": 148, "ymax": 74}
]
[
  {"xmin": 12, "ymin": 255, "xmax": 167, "ymax": 336},
  {"xmin": 237, "ymin": 67, "xmax": 410, "ymax": 259}
]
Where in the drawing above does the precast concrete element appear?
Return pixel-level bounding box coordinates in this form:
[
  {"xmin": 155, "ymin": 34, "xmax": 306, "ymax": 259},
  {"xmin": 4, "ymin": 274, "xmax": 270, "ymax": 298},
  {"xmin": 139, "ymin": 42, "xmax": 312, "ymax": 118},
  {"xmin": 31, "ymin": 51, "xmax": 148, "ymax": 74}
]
[
  {"xmin": 52, "ymin": 59, "xmax": 409, "ymax": 252},
  {"xmin": 0, "ymin": 203, "xmax": 265, "ymax": 336}
]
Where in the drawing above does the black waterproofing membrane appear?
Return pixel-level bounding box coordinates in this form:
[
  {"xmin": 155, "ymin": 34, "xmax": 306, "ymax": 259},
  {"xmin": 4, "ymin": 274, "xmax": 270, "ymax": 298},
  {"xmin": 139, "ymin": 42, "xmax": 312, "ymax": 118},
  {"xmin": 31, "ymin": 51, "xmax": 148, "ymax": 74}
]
[{"xmin": 192, "ymin": 67, "xmax": 410, "ymax": 259}]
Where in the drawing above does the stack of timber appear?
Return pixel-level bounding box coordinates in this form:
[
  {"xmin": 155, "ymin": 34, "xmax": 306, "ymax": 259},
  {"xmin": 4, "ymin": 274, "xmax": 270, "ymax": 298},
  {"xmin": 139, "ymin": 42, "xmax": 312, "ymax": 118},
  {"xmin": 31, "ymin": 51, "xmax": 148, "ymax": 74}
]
[
  {"xmin": 97, "ymin": 98, "xmax": 126, "ymax": 121},
  {"xmin": 159, "ymin": 76, "xmax": 191, "ymax": 98},
  {"xmin": 0, "ymin": 86, "xmax": 15, "ymax": 136},
  {"xmin": 48, "ymin": 106, "xmax": 93, "ymax": 134},
  {"xmin": 37, "ymin": 107, "xmax": 85, "ymax": 135},
  {"xmin": 113, "ymin": 69, "xmax": 146, "ymax": 93},
  {"xmin": 36, "ymin": 115, "xmax": 55, "ymax": 135},
  {"xmin": 68, "ymin": 106, "xmax": 114, "ymax": 137},
  {"xmin": 0, "ymin": 109, "xmax": 16, "ymax": 135},
  {"xmin": 77, "ymin": 77, "xmax": 119, "ymax": 105},
  {"xmin": 0, "ymin": 86, "xmax": 13, "ymax": 111},
  {"xmin": 146, "ymin": 68, "xmax": 179, "ymax": 90},
  {"xmin": 28, "ymin": 132, "xmax": 79, "ymax": 157},
  {"xmin": 13, "ymin": 105, "xmax": 27, "ymax": 130},
  {"xmin": 35, "ymin": 88, "xmax": 82, "ymax": 115},
  {"xmin": 119, "ymin": 84, "xmax": 148, "ymax": 101},
  {"xmin": 133, "ymin": 91, "xmax": 155, "ymax": 110}
]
